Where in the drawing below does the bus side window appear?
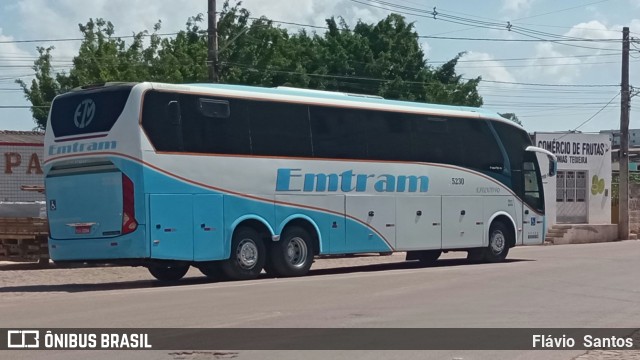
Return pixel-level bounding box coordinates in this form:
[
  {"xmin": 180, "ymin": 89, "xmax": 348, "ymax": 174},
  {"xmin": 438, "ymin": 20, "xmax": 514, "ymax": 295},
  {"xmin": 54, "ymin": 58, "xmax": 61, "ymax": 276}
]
[
  {"xmin": 248, "ymin": 101, "xmax": 312, "ymax": 157},
  {"xmin": 309, "ymin": 106, "xmax": 367, "ymax": 160},
  {"xmin": 180, "ymin": 95, "xmax": 250, "ymax": 155},
  {"xmin": 412, "ymin": 116, "xmax": 450, "ymax": 164},
  {"xmin": 198, "ymin": 98, "xmax": 230, "ymax": 118},
  {"xmin": 141, "ymin": 91, "xmax": 182, "ymax": 152},
  {"xmin": 366, "ymin": 110, "xmax": 412, "ymax": 161}
]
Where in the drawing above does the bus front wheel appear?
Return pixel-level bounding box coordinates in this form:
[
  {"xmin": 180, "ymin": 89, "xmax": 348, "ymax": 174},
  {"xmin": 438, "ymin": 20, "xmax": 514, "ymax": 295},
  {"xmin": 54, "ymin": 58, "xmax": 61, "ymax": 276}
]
[
  {"xmin": 484, "ymin": 222, "xmax": 511, "ymax": 263},
  {"xmin": 267, "ymin": 226, "xmax": 314, "ymax": 277},
  {"xmin": 221, "ymin": 227, "xmax": 266, "ymax": 280},
  {"xmin": 147, "ymin": 263, "xmax": 190, "ymax": 282}
]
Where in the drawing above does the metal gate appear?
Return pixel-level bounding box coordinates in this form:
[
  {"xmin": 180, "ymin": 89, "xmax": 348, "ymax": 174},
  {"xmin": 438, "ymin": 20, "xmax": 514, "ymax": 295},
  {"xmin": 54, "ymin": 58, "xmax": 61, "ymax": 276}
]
[{"xmin": 556, "ymin": 170, "xmax": 588, "ymax": 223}]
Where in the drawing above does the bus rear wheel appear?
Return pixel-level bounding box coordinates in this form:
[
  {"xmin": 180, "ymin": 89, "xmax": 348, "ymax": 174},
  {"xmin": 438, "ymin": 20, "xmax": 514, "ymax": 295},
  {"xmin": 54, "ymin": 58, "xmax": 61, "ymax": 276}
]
[
  {"xmin": 148, "ymin": 263, "xmax": 189, "ymax": 282},
  {"xmin": 221, "ymin": 227, "xmax": 266, "ymax": 280},
  {"xmin": 267, "ymin": 226, "xmax": 314, "ymax": 277}
]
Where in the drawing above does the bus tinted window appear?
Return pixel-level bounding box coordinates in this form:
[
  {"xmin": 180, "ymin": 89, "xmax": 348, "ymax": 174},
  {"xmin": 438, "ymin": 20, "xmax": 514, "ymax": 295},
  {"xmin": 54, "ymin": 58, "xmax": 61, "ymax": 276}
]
[
  {"xmin": 180, "ymin": 95, "xmax": 250, "ymax": 154},
  {"xmin": 142, "ymin": 91, "xmax": 182, "ymax": 152},
  {"xmin": 454, "ymin": 118, "xmax": 505, "ymax": 173},
  {"xmin": 50, "ymin": 85, "xmax": 133, "ymax": 138},
  {"xmin": 310, "ymin": 106, "xmax": 367, "ymax": 159},
  {"xmin": 366, "ymin": 111, "xmax": 413, "ymax": 161},
  {"xmin": 412, "ymin": 116, "xmax": 453, "ymax": 164},
  {"xmin": 412, "ymin": 116, "xmax": 504, "ymax": 173},
  {"xmin": 491, "ymin": 121, "xmax": 533, "ymax": 196},
  {"xmin": 142, "ymin": 92, "xmax": 251, "ymax": 154},
  {"xmin": 248, "ymin": 101, "xmax": 312, "ymax": 157},
  {"xmin": 491, "ymin": 121, "xmax": 532, "ymax": 171}
]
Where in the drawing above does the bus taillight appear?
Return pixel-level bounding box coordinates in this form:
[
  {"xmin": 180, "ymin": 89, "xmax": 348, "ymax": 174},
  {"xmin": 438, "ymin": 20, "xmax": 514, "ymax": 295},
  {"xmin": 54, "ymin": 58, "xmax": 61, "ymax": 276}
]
[{"xmin": 122, "ymin": 174, "xmax": 138, "ymax": 234}]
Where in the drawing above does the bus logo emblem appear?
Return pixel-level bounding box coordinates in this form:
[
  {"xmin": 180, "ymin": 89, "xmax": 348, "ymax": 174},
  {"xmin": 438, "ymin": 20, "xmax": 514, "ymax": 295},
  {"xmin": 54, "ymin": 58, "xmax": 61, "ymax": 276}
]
[{"xmin": 74, "ymin": 99, "xmax": 96, "ymax": 129}]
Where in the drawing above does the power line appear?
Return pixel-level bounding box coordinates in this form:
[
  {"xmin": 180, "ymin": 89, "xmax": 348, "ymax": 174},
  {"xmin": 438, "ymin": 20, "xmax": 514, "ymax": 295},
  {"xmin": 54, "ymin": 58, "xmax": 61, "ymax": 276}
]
[
  {"xmin": 555, "ymin": 92, "xmax": 621, "ymax": 138},
  {"xmin": 0, "ymin": 105, "xmax": 49, "ymax": 108},
  {"xmin": 470, "ymin": 78, "xmax": 618, "ymax": 87},
  {"xmin": 514, "ymin": 0, "xmax": 611, "ymax": 21},
  {"xmin": 422, "ymin": 34, "xmax": 619, "ymax": 42},
  {"xmin": 221, "ymin": 61, "xmax": 621, "ymax": 89},
  {"xmin": 0, "ymin": 32, "xmax": 179, "ymax": 45},
  {"xmin": 350, "ymin": 0, "xmax": 617, "ymax": 41}
]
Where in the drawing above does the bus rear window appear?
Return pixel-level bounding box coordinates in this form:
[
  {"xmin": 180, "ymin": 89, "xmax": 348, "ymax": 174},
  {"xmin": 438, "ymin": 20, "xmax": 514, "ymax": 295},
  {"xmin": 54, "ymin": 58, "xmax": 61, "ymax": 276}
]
[{"xmin": 50, "ymin": 85, "xmax": 134, "ymax": 138}]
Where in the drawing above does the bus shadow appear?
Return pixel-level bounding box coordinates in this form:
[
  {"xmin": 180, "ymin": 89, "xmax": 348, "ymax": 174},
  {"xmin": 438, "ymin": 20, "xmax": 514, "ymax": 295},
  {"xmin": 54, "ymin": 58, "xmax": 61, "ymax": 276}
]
[
  {"xmin": 305, "ymin": 257, "xmax": 532, "ymax": 277},
  {"xmin": 0, "ymin": 258, "xmax": 532, "ymax": 295}
]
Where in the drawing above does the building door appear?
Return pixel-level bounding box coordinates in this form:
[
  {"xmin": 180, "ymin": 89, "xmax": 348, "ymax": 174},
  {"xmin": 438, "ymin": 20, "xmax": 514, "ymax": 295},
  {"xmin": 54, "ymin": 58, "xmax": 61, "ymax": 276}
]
[{"xmin": 556, "ymin": 170, "xmax": 588, "ymax": 223}]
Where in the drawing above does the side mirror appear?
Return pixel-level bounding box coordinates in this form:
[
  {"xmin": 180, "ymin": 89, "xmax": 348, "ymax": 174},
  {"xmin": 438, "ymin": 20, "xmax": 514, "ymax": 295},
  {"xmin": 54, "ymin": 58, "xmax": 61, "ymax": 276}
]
[
  {"xmin": 548, "ymin": 155, "xmax": 557, "ymax": 177},
  {"xmin": 168, "ymin": 101, "xmax": 181, "ymax": 126}
]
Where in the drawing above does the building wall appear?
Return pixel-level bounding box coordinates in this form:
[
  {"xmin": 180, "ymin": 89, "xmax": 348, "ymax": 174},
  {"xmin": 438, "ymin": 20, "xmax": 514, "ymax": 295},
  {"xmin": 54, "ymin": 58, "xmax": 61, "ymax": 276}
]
[
  {"xmin": 600, "ymin": 129, "xmax": 640, "ymax": 148},
  {"xmin": 534, "ymin": 132, "xmax": 612, "ymax": 225},
  {"xmin": 0, "ymin": 133, "xmax": 44, "ymax": 203}
]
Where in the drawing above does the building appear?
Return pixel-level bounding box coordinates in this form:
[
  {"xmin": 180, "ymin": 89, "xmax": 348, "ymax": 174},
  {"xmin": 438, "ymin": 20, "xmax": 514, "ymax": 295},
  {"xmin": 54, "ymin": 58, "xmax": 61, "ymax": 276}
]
[
  {"xmin": 0, "ymin": 131, "xmax": 45, "ymax": 217},
  {"xmin": 600, "ymin": 129, "xmax": 640, "ymax": 148},
  {"xmin": 533, "ymin": 132, "xmax": 612, "ymax": 226}
]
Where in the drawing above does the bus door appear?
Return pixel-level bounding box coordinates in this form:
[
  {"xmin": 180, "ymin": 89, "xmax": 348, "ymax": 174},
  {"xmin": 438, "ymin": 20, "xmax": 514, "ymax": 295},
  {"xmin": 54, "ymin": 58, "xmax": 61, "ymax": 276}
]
[{"xmin": 521, "ymin": 152, "xmax": 545, "ymax": 245}]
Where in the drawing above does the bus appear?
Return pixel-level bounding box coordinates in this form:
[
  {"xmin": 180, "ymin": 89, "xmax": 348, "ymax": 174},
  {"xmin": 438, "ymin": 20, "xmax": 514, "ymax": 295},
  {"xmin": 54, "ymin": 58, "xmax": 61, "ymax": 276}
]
[{"xmin": 44, "ymin": 82, "xmax": 556, "ymax": 281}]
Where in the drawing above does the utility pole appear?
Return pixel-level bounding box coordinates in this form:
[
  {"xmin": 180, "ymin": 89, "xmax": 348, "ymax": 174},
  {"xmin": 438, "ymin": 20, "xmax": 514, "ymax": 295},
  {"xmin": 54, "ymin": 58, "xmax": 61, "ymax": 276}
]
[
  {"xmin": 208, "ymin": 0, "xmax": 219, "ymax": 83},
  {"xmin": 619, "ymin": 26, "xmax": 630, "ymax": 240}
]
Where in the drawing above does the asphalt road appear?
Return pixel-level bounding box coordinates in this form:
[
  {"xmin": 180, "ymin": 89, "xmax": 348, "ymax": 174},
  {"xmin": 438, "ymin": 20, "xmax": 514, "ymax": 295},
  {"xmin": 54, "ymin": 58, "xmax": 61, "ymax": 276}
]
[{"xmin": 2, "ymin": 241, "xmax": 640, "ymax": 360}]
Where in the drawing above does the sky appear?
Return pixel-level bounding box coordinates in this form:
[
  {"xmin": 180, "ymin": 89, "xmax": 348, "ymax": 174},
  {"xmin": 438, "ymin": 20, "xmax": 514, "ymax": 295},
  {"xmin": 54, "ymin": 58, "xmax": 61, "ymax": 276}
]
[{"xmin": 0, "ymin": 0, "xmax": 639, "ymax": 133}]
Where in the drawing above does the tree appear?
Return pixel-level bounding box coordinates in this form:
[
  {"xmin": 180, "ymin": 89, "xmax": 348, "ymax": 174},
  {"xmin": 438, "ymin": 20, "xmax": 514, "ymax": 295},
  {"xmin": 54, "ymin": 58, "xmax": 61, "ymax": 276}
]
[
  {"xmin": 16, "ymin": 47, "xmax": 59, "ymax": 127},
  {"xmin": 19, "ymin": 1, "xmax": 484, "ymax": 129},
  {"xmin": 499, "ymin": 112, "xmax": 523, "ymax": 126}
]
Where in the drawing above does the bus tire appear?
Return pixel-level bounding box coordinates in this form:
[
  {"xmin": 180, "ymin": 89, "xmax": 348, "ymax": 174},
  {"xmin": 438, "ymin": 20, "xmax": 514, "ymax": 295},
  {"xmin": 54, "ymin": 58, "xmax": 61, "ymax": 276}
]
[
  {"xmin": 483, "ymin": 222, "xmax": 511, "ymax": 263},
  {"xmin": 221, "ymin": 227, "xmax": 266, "ymax": 280},
  {"xmin": 196, "ymin": 261, "xmax": 226, "ymax": 280},
  {"xmin": 268, "ymin": 226, "xmax": 314, "ymax": 277},
  {"xmin": 148, "ymin": 263, "xmax": 189, "ymax": 282}
]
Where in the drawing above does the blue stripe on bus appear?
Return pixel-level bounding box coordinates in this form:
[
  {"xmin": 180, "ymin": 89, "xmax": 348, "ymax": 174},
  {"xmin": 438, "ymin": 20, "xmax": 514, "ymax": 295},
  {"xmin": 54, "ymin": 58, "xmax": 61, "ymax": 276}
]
[{"xmin": 47, "ymin": 156, "xmax": 392, "ymax": 262}]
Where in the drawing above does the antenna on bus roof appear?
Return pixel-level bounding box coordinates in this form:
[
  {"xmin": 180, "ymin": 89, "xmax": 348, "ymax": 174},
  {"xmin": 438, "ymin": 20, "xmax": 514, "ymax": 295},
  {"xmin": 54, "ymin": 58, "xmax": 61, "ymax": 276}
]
[{"xmin": 275, "ymin": 86, "xmax": 384, "ymax": 99}]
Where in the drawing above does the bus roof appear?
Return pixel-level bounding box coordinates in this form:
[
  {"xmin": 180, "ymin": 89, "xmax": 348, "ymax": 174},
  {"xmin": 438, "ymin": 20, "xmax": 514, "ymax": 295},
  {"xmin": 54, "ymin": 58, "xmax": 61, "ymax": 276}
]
[{"xmin": 144, "ymin": 82, "xmax": 521, "ymax": 128}]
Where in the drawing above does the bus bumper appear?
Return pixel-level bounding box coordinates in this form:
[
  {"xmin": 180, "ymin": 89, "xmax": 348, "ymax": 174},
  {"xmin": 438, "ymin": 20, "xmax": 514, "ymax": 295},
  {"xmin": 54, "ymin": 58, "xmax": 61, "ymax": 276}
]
[{"xmin": 48, "ymin": 228, "xmax": 148, "ymax": 261}]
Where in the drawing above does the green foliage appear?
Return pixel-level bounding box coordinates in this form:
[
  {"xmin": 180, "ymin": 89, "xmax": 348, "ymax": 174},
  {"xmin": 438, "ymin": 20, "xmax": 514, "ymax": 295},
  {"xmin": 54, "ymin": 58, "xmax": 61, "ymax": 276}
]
[
  {"xmin": 19, "ymin": 0, "xmax": 484, "ymax": 129},
  {"xmin": 499, "ymin": 112, "xmax": 522, "ymax": 126}
]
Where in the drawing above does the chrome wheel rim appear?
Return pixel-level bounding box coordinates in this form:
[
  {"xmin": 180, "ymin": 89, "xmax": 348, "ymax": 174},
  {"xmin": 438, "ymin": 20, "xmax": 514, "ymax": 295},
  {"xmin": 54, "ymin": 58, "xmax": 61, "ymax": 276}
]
[
  {"xmin": 286, "ymin": 237, "xmax": 308, "ymax": 268},
  {"xmin": 237, "ymin": 239, "xmax": 258, "ymax": 269},
  {"xmin": 490, "ymin": 230, "xmax": 506, "ymax": 254}
]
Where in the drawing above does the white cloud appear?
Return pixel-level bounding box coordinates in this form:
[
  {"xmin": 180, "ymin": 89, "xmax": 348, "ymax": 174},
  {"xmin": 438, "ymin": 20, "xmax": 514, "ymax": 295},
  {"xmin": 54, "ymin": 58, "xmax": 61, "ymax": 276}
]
[
  {"xmin": 9, "ymin": 0, "xmax": 386, "ymax": 61},
  {"xmin": 14, "ymin": 0, "xmax": 206, "ymax": 60},
  {"xmin": 501, "ymin": 0, "xmax": 535, "ymax": 17},
  {"xmin": 420, "ymin": 40, "xmax": 432, "ymax": 58},
  {"xmin": 241, "ymin": 0, "xmax": 386, "ymax": 29},
  {"xmin": 518, "ymin": 20, "xmax": 619, "ymax": 83},
  {"xmin": 458, "ymin": 51, "xmax": 517, "ymax": 84},
  {"xmin": 0, "ymin": 28, "xmax": 36, "ymax": 79}
]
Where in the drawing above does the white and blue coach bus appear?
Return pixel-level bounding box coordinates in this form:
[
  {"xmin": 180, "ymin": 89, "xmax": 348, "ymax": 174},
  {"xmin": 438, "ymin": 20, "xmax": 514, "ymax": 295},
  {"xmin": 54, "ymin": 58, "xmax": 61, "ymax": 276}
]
[{"xmin": 44, "ymin": 82, "xmax": 556, "ymax": 281}]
